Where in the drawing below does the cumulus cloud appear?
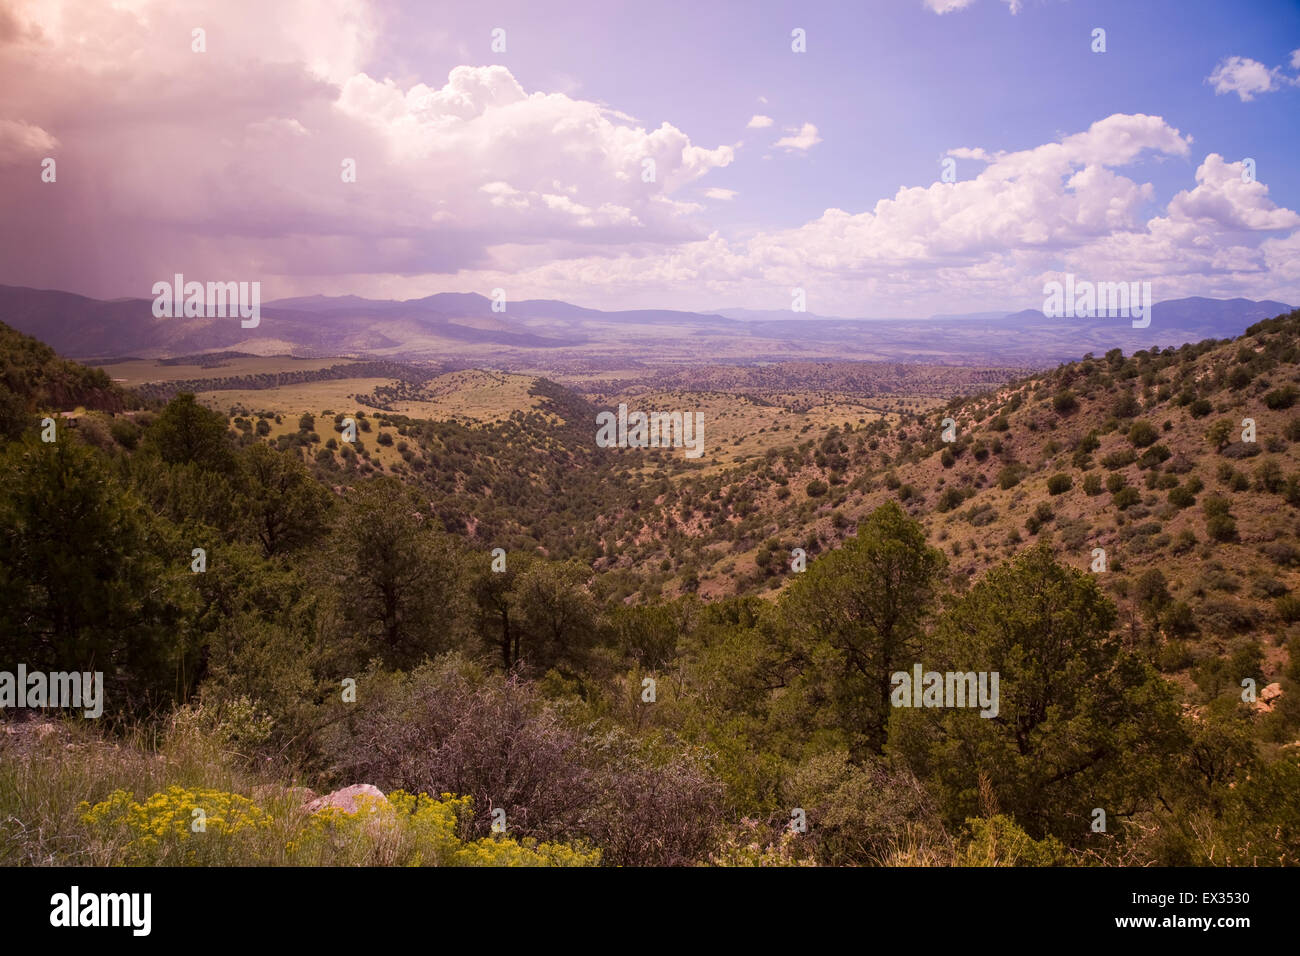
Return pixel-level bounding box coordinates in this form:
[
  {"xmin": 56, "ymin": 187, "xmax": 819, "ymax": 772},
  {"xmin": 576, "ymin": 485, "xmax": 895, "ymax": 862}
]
[
  {"xmin": 774, "ymin": 123, "xmax": 822, "ymax": 152},
  {"xmin": 704, "ymin": 188, "xmax": 737, "ymax": 200},
  {"xmin": 1207, "ymin": 55, "xmax": 1297, "ymax": 101},
  {"xmin": 747, "ymin": 114, "xmax": 773, "ymax": 128},
  {"xmin": 0, "ymin": 0, "xmax": 733, "ymax": 294},
  {"xmin": 422, "ymin": 112, "xmax": 1298, "ymax": 316},
  {"xmin": 1165, "ymin": 154, "xmax": 1300, "ymax": 231}
]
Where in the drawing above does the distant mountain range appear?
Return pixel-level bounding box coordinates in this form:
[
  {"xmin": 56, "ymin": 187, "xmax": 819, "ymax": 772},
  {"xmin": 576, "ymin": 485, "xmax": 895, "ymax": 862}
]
[{"xmin": 0, "ymin": 284, "xmax": 1291, "ymax": 367}]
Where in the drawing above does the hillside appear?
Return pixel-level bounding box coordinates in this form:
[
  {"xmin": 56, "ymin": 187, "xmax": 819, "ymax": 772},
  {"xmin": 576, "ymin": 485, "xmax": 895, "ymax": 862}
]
[
  {"xmin": 631, "ymin": 311, "xmax": 1300, "ymax": 710},
  {"xmin": 0, "ymin": 320, "xmax": 130, "ymax": 438},
  {"xmin": 2, "ymin": 312, "xmax": 1299, "ymax": 869}
]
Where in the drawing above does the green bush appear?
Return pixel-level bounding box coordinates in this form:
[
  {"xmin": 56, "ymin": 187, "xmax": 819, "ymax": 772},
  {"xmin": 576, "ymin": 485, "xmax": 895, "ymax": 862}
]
[
  {"xmin": 1046, "ymin": 473, "xmax": 1072, "ymax": 495},
  {"xmin": 1264, "ymin": 386, "xmax": 1298, "ymax": 410},
  {"xmin": 1102, "ymin": 449, "xmax": 1136, "ymax": 470},
  {"xmin": 1206, "ymin": 514, "xmax": 1237, "ymax": 542},
  {"xmin": 1112, "ymin": 487, "xmax": 1140, "ymax": 510},
  {"xmin": 1128, "ymin": 421, "xmax": 1158, "ymax": 448},
  {"xmin": 937, "ymin": 487, "xmax": 966, "ymax": 512},
  {"xmin": 1052, "ymin": 390, "xmax": 1078, "ymax": 414},
  {"xmin": 997, "ymin": 465, "xmax": 1025, "ymax": 490}
]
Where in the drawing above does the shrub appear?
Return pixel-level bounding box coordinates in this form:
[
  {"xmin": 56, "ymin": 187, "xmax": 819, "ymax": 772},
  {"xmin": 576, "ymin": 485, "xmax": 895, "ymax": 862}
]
[
  {"xmin": 997, "ymin": 465, "xmax": 1025, "ymax": 490},
  {"xmin": 806, "ymin": 479, "xmax": 829, "ymax": 498},
  {"xmin": 1102, "ymin": 449, "xmax": 1136, "ymax": 470},
  {"xmin": 1227, "ymin": 366, "xmax": 1253, "ymax": 390},
  {"xmin": 1261, "ymin": 541, "xmax": 1299, "ymax": 567},
  {"xmin": 1113, "ymin": 487, "xmax": 1140, "ymax": 510},
  {"xmin": 1128, "ymin": 421, "xmax": 1158, "ymax": 448},
  {"xmin": 1156, "ymin": 640, "xmax": 1193, "ymax": 673},
  {"xmin": 79, "ymin": 787, "xmax": 272, "ymax": 865},
  {"xmin": 1264, "ymin": 386, "xmax": 1298, "ymax": 410},
  {"xmin": 1083, "ymin": 473, "xmax": 1102, "ymax": 496},
  {"xmin": 109, "ymin": 417, "xmax": 142, "ymax": 450},
  {"xmin": 1046, "ymin": 473, "xmax": 1072, "ymax": 495},
  {"xmin": 1206, "ymin": 514, "xmax": 1237, "ymax": 542},
  {"xmin": 1255, "ymin": 458, "xmax": 1284, "ymax": 493},
  {"xmin": 956, "ymin": 815, "xmax": 1070, "ymax": 867},
  {"xmin": 937, "ymin": 487, "xmax": 966, "ymax": 512},
  {"xmin": 1189, "ymin": 399, "xmax": 1213, "ymax": 418},
  {"xmin": 1111, "ymin": 392, "xmax": 1141, "ymax": 419},
  {"xmin": 1203, "ymin": 495, "xmax": 1233, "ymax": 518},
  {"xmin": 1138, "ymin": 445, "xmax": 1171, "ymax": 469}
]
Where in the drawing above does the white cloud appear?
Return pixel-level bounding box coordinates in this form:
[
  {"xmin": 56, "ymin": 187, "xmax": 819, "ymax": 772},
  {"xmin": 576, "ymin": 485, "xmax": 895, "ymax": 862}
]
[
  {"xmin": 1207, "ymin": 55, "xmax": 1296, "ymax": 101},
  {"xmin": 747, "ymin": 114, "xmax": 774, "ymax": 128},
  {"xmin": 1292, "ymin": 48, "xmax": 1300, "ymax": 70},
  {"xmin": 923, "ymin": 0, "xmax": 1021, "ymax": 14},
  {"xmin": 0, "ymin": 119, "xmax": 58, "ymax": 164},
  {"xmin": 947, "ymin": 146, "xmax": 992, "ymax": 162},
  {"xmin": 1165, "ymin": 153, "xmax": 1300, "ymax": 231},
  {"xmin": 703, "ymin": 188, "xmax": 737, "ymax": 200},
  {"xmin": 421, "ymin": 112, "xmax": 1300, "ymax": 315},
  {"xmin": 774, "ymin": 122, "xmax": 822, "ymax": 152}
]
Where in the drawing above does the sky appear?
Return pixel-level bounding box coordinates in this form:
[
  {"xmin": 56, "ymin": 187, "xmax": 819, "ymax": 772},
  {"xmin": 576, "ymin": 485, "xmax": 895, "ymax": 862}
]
[{"xmin": 0, "ymin": 0, "xmax": 1298, "ymax": 317}]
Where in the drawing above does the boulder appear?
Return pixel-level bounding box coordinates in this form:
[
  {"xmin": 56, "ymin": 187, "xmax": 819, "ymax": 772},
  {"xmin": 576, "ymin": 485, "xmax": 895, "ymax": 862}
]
[
  {"xmin": 1254, "ymin": 682, "xmax": 1283, "ymax": 713},
  {"xmin": 302, "ymin": 784, "xmax": 387, "ymax": 815}
]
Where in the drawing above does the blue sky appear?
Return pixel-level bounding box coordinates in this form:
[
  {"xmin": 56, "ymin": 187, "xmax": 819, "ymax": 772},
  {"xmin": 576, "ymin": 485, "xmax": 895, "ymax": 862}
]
[
  {"xmin": 1, "ymin": 0, "xmax": 1298, "ymax": 316},
  {"xmin": 381, "ymin": 0, "xmax": 1300, "ymax": 237}
]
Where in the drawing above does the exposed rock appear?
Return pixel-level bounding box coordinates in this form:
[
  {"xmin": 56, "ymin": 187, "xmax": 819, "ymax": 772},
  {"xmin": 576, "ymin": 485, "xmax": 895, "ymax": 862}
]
[
  {"xmin": 1255, "ymin": 682, "xmax": 1284, "ymax": 713},
  {"xmin": 302, "ymin": 784, "xmax": 387, "ymax": 815}
]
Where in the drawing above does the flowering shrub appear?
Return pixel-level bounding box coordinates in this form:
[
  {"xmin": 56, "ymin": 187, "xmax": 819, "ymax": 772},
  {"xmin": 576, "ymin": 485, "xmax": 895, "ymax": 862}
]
[
  {"xmin": 288, "ymin": 790, "xmax": 601, "ymax": 867},
  {"xmin": 79, "ymin": 786, "xmax": 599, "ymax": 866},
  {"xmin": 79, "ymin": 786, "xmax": 272, "ymax": 864}
]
